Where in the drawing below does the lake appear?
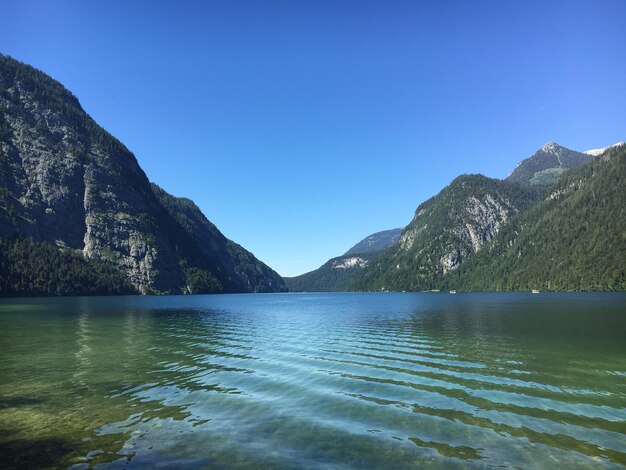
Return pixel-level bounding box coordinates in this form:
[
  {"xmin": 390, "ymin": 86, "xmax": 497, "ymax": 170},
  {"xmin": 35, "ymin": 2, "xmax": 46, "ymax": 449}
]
[{"xmin": 0, "ymin": 292, "xmax": 625, "ymax": 469}]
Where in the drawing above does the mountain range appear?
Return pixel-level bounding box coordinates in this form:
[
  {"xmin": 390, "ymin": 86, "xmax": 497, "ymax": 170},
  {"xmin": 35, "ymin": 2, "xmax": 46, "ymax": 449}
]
[
  {"xmin": 292, "ymin": 141, "xmax": 625, "ymax": 292},
  {"xmin": 448, "ymin": 144, "xmax": 626, "ymax": 291},
  {"xmin": 0, "ymin": 54, "xmax": 285, "ymax": 296},
  {"xmin": 1, "ymin": 54, "xmax": 624, "ymax": 295}
]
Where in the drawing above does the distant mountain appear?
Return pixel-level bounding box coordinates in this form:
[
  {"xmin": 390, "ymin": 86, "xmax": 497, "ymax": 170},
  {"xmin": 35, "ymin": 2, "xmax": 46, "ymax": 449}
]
[
  {"xmin": 284, "ymin": 228, "xmax": 402, "ymax": 292},
  {"xmin": 344, "ymin": 228, "xmax": 402, "ymax": 256},
  {"xmin": 449, "ymin": 144, "xmax": 626, "ymax": 291},
  {"xmin": 0, "ymin": 54, "xmax": 285, "ymax": 295},
  {"xmin": 506, "ymin": 142, "xmax": 593, "ymax": 186},
  {"xmin": 350, "ymin": 175, "xmax": 540, "ymax": 291},
  {"xmin": 283, "ymin": 253, "xmax": 376, "ymax": 292}
]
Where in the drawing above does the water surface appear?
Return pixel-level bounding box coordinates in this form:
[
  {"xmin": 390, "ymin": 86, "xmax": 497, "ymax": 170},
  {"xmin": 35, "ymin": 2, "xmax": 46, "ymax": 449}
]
[{"xmin": 0, "ymin": 292, "xmax": 625, "ymax": 469}]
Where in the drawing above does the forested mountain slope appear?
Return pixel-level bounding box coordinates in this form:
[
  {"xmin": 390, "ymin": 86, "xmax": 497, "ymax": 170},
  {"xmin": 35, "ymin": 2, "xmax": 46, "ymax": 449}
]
[
  {"xmin": 284, "ymin": 228, "xmax": 402, "ymax": 292},
  {"xmin": 152, "ymin": 184, "xmax": 285, "ymax": 293},
  {"xmin": 350, "ymin": 175, "xmax": 540, "ymax": 291},
  {"xmin": 447, "ymin": 144, "xmax": 626, "ymax": 291},
  {"xmin": 0, "ymin": 54, "xmax": 285, "ymax": 295}
]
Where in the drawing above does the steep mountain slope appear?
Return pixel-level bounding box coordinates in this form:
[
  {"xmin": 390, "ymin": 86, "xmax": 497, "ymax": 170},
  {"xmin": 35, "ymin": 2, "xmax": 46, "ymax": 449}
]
[
  {"xmin": 448, "ymin": 144, "xmax": 626, "ymax": 291},
  {"xmin": 0, "ymin": 54, "xmax": 285, "ymax": 295},
  {"xmin": 506, "ymin": 142, "xmax": 593, "ymax": 186},
  {"xmin": 284, "ymin": 228, "xmax": 402, "ymax": 292},
  {"xmin": 152, "ymin": 184, "xmax": 285, "ymax": 293},
  {"xmin": 344, "ymin": 228, "xmax": 402, "ymax": 256},
  {"xmin": 350, "ymin": 175, "xmax": 540, "ymax": 291}
]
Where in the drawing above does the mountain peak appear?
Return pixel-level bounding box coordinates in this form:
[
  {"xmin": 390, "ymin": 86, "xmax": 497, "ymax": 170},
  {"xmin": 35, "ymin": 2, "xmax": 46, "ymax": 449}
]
[
  {"xmin": 540, "ymin": 141, "xmax": 561, "ymax": 152},
  {"xmin": 507, "ymin": 142, "xmax": 592, "ymax": 186},
  {"xmin": 343, "ymin": 228, "xmax": 403, "ymax": 256}
]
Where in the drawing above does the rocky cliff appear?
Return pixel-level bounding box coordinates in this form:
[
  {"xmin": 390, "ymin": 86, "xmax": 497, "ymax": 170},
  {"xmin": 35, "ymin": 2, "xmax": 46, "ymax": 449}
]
[
  {"xmin": 351, "ymin": 141, "xmax": 624, "ymax": 292},
  {"xmin": 0, "ymin": 54, "xmax": 285, "ymax": 294},
  {"xmin": 452, "ymin": 144, "xmax": 626, "ymax": 291},
  {"xmin": 350, "ymin": 175, "xmax": 539, "ymax": 291}
]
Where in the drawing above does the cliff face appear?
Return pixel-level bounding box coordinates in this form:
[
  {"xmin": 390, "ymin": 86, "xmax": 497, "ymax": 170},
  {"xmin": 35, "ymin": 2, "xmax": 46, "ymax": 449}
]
[
  {"xmin": 350, "ymin": 175, "xmax": 539, "ymax": 291},
  {"xmin": 453, "ymin": 144, "xmax": 626, "ymax": 291},
  {"xmin": 351, "ymin": 141, "xmax": 625, "ymax": 292},
  {"xmin": 0, "ymin": 54, "xmax": 285, "ymax": 294}
]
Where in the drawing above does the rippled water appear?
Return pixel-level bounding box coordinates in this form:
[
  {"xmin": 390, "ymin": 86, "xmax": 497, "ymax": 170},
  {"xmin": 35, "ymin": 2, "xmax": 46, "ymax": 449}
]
[{"xmin": 0, "ymin": 293, "xmax": 625, "ymax": 469}]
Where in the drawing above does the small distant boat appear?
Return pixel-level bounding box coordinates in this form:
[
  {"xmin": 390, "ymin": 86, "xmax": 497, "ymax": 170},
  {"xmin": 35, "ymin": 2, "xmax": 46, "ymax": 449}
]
[
  {"xmin": 531, "ymin": 289, "xmax": 540, "ymax": 294},
  {"xmin": 449, "ymin": 290, "xmax": 457, "ymax": 294}
]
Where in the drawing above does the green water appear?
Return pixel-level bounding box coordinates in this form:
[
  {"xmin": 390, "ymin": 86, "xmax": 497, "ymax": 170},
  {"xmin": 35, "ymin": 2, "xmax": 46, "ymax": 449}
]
[{"xmin": 0, "ymin": 292, "xmax": 625, "ymax": 469}]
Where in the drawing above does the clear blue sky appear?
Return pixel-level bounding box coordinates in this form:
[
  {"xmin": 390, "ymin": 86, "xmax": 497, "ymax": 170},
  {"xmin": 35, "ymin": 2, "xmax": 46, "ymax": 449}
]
[{"xmin": 3, "ymin": 1, "xmax": 626, "ymax": 276}]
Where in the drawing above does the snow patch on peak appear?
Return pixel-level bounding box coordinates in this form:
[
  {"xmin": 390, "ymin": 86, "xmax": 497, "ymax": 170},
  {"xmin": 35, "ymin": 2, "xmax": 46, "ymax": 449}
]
[{"xmin": 584, "ymin": 142, "xmax": 626, "ymax": 156}]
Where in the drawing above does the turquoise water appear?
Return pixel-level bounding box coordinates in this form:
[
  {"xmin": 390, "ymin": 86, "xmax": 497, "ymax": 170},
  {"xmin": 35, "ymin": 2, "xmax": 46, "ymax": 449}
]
[{"xmin": 0, "ymin": 292, "xmax": 625, "ymax": 469}]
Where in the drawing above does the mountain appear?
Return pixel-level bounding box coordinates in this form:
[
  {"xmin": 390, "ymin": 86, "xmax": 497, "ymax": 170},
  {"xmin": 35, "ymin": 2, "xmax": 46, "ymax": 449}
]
[
  {"xmin": 344, "ymin": 228, "xmax": 402, "ymax": 256},
  {"xmin": 290, "ymin": 141, "xmax": 603, "ymax": 293},
  {"xmin": 0, "ymin": 54, "xmax": 285, "ymax": 295},
  {"xmin": 506, "ymin": 142, "xmax": 593, "ymax": 186},
  {"xmin": 350, "ymin": 175, "xmax": 540, "ymax": 291},
  {"xmin": 284, "ymin": 228, "xmax": 402, "ymax": 292},
  {"xmin": 449, "ymin": 143, "xmax": 626, "ymax": 291},
  {"xmin": 151, "ymin": 184, "xmax": 284, "ymax": 293},
  {"xmin": 283, "ymin": 253, "xmax": 375, "ymax": 292}
]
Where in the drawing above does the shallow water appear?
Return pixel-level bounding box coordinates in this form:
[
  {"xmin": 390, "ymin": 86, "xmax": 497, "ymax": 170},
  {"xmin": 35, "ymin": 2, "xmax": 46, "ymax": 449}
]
[{"xmin": 0, "ymin": 292, "xmax": 625, "ymax": 469}]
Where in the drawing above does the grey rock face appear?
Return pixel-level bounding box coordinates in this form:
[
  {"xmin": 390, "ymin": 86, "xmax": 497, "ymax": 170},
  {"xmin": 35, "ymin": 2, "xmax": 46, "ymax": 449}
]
[
  {"xmin": 1, "ymin": 65, "xmax": 184, "ymax": 292},
  {"xmin": 351, "ymin": 174, "xmax": 539, "ymax": 291},
  {"xmin": 398, "ymin": 176, "xmax": 523, "ymax": 276},
  {"xmin": 0, "ymin": 54, "xmax": 284, "ymax": 293}
]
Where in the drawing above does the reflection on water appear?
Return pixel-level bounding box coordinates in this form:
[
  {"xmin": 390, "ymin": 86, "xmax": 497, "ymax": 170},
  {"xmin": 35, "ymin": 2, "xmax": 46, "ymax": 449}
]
[{"xmin": 0, "ymin": 293, "xmax": 625, "ymax": 469}]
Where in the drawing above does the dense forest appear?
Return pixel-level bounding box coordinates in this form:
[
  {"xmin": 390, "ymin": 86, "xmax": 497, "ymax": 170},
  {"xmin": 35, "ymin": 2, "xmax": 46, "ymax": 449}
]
[
  {"xmin": 446, "ymin": 145, "xmax": 626, "ymax": 291},
  {"xmin": 0, "ymin": 237, "xmax": 136, "ymax": 296}
]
